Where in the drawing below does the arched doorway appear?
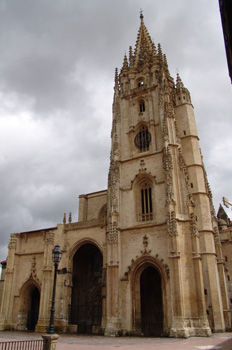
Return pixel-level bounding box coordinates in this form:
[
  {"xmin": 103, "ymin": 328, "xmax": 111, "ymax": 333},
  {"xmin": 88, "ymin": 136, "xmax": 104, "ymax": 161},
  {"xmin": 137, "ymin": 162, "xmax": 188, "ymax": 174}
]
[
  {"xmin": 27, "ymin": 287, "xmax": 40, "ymax": 331},
  {"xmin": 70, "ymin": 243, "xmax": 103, "ymax": 334},
  {"xmin": 140, "ymin": 266, "xmax": 163, "ymax": 336},
  {"xmin": 18, "ymin": 281, "xmax": 40, "ymax": 331}
]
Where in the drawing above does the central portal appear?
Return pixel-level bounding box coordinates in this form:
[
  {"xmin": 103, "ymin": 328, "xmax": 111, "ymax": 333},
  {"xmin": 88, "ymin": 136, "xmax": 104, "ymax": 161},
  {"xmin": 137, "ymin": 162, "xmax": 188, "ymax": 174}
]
[
  {"xmin": 71, "ymin": 243, "xmax": 103, "ymax": 334},
  {"xmin": 140, "ymin": 266, "xmax": 163, "ymax": 336}
]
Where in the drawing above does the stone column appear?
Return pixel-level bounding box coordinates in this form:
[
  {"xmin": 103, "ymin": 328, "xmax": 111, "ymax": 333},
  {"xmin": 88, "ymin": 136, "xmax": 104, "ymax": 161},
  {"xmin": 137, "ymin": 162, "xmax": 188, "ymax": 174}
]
[
  {"xmin": 104, "ymin": 218, "xmax": 120, "ymax": 336},
  {"xmin": 167, "ymin": 211, "xmax": 187, "ymax": 338},
  {"xmin": 190, "ymin": 212, "xmax": 211, "ymax": 336}
]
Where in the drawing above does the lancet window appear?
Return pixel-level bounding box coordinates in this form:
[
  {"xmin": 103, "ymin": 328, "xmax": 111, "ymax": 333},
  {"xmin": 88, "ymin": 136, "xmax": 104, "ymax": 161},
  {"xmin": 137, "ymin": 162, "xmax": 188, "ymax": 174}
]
[
  {"xmin": 140, "ymin": 182, "xmax": 153, "ymax": 221},
  {"xmin": 139, "ymin": 100, "xmax": 145, "ymax": 113},
  {"xmin": 135, "ymin": 178, "xmax": 153, "ymax": 222}
]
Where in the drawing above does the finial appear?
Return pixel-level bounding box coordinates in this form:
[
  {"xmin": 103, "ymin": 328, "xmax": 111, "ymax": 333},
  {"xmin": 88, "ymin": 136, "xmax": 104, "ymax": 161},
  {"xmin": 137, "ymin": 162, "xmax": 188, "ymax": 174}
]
[
  {"xmin": 122, "ymin": 54, "xmax": 128, "ymax": 69},
  {"xmin": 140, "ymin": 8, "xmax": 144, "ymax": 20},
  {"xmin": 69, "ymin": 212, "xmax": 72, "ymax": 224},
  {"xmin": 114, "ymin": 68, "xmax": 119, "ymax": 88},
  {"xmin": 129, "ymin": 46, "xmax": 134, "ymax": 66},
  {"xmin": 63, "ymin": 213, "xmax": 66, "ymax": 224}
]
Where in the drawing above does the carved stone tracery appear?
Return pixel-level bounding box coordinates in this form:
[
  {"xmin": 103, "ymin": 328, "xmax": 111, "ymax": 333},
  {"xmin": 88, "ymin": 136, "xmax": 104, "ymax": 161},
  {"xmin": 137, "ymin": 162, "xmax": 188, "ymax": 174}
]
[
  {"xmin": 8, "ymin": 234, "xmax": 17, "ymax": 250},
  {"xmin": 163, "ymin": 146, "xmax": 174, "ymax": 204},
  {"xmin": 178, "ymin": 147, "xmax": 194, "ymax": 206},
  {"xmin": 44, "ymin": 231, "xmax": 54, "ymax": 245},
  {"xmin": 167, "ymin": 211, "xmax": 178, "ymax": 237},
  {"xmin": 190, "ymin": 213, "xmax": 199, "ymax": 237},
  {"xmin": 107, "ymin": 222, "xmax": 118, "ymax": 243},
  {"xmin": 30, "ymin": 256, "xmax": 41, "ymax": 286}
]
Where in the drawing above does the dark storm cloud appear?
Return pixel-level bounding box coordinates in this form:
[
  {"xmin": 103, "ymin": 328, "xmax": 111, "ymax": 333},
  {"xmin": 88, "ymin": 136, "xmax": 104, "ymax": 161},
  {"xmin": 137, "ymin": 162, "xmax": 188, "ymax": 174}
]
[{"xmin": 0, "ymin": 0, "xmax": 231, "ymax": 262}]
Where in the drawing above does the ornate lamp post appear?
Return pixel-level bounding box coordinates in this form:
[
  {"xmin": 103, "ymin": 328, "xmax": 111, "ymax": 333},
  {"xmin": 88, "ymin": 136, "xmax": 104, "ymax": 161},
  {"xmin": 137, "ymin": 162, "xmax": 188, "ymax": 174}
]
[{"xmin": 47, "ymin": 245, "xmax": 62, "ymax": 334}]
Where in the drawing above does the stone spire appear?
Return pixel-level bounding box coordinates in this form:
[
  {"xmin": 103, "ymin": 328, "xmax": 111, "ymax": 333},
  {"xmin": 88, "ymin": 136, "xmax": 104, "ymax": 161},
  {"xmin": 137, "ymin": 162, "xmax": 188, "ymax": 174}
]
[{"xmin": 134, "ymin": 13, "xmax": 156, "ymax": 67}]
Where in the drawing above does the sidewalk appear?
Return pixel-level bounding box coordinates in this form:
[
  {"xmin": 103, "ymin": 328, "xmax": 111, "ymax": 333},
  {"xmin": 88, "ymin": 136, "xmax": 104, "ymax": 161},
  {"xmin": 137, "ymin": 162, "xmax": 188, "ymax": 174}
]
[{"xmin": 0, "ymin": 331, "xmax": 231, "ymax": 350}]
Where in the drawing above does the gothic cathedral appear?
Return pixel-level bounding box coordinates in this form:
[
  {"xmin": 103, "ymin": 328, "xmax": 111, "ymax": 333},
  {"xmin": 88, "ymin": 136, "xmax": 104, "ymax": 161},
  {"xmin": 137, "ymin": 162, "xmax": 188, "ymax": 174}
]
[{"xmin": 0, "ymin": 14, "xmax": 231, "ymax": 338}]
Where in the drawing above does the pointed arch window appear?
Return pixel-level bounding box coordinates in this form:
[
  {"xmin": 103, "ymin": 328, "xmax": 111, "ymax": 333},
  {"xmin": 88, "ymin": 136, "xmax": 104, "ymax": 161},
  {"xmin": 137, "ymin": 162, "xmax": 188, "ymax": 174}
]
[
  {"xmin": 140, "ymin": 182, "xmax": 153, "ymax": 221},
  {"xmin": 134, "ymin": 125, "xmax": 151, "ymax": 152}
]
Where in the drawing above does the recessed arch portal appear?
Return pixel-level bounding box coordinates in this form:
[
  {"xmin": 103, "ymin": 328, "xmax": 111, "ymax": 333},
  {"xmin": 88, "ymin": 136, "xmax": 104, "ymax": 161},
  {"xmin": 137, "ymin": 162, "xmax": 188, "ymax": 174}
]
[
  {"xmin": 131, "ymin": 257, "xmax": 167, "ymax": 337},
  {"xmin": 18, "ymin": 280, "xmax": 40, "ymax": 331},
  {"xmin": 70, "ymin": 243, "xmax": 103, "ymax": 334}
]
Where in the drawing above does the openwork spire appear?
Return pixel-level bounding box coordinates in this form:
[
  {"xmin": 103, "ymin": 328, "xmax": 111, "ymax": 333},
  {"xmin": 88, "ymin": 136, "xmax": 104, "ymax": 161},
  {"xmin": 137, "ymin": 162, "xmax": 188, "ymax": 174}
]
[{"xmin": 134, "ymin": 13, "xmax": 155, "ymax": 67}]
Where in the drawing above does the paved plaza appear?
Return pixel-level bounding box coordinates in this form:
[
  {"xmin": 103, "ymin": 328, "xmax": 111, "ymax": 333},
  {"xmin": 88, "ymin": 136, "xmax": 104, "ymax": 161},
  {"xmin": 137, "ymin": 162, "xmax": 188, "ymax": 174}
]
[{"xmin": 0, "ymin": 331, "xmax": 232, "ymax": 350}]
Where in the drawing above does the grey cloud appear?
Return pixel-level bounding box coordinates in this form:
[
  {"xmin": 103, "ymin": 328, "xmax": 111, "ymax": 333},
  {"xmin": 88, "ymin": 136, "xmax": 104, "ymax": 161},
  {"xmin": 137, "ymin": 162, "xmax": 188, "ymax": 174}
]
[{"xmin": 0, "ymin": 0, "xmax": 231, "ymax": 262}]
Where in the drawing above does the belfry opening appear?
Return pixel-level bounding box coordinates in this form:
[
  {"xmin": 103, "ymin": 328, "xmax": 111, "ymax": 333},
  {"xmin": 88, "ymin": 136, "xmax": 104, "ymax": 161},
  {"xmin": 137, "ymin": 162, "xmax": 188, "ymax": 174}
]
[{"xmin": 70, "ymin": 243, "xmax": 103, "ymax": 334}]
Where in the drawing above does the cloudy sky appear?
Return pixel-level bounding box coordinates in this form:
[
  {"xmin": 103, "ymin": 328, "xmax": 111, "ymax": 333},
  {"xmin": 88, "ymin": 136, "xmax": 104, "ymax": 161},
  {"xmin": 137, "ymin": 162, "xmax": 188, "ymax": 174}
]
[{"xmin": 0, "ymin": 0, "xmax": 231, "ymax": 261}]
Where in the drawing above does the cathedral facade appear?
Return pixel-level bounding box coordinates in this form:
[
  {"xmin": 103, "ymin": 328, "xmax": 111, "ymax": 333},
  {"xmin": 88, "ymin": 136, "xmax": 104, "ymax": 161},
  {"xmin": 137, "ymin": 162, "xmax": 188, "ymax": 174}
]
[{"xmin": 0, "ymin": 15, "xmax": 231, "ymax": 338}]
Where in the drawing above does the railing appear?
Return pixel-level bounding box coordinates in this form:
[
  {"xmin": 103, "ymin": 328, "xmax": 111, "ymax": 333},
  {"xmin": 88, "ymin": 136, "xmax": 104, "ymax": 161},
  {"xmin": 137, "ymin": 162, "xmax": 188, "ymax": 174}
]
[
  {"xmin": 137, "ymin": 213, "xmax": 153, "ymax": 222},
  {"xmin": 0, "ymin": 340, "xmax": 44, "ymax": 350}
]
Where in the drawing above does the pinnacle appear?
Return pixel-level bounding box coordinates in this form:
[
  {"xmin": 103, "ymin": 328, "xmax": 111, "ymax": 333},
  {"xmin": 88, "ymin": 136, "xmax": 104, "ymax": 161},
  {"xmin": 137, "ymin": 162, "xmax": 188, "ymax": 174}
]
[
  {"xmin": 114, "ymin": 68, "xmax": 118, "ymax": 85},
  {"xmin": 176, "ymin": 73, "xmax": 184, "ymax": 90},
  {"xmin": 122, "ymin": 54, "xmax": 129, "ymax": 70}
]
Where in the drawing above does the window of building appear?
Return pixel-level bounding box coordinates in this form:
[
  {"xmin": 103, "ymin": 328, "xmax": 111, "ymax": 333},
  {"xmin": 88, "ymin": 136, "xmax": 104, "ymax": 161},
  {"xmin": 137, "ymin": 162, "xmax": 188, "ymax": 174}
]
[
  {"xmin": 140, "ymin": 182, "xmax": 153, "ymax": 221},
  {"xmin": 134, "ymin": 125, "xmax": 151, "ymax": 152},
  {"xmin": 139, "ymin": 100, "xmax": 145, "ymax": 113}
]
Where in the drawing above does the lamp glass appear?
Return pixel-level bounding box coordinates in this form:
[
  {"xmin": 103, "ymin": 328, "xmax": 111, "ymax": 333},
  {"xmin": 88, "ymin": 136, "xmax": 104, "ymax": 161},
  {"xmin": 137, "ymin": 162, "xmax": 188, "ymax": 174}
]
[{"xmin": 52, "ymin": 245, "xmax": 62, "ymax": 264}]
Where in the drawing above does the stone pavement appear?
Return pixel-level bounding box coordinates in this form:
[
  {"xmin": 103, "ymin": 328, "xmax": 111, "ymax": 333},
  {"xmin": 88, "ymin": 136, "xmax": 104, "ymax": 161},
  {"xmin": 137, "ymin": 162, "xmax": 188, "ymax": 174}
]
[{"xmin": 0, "ymin": 331, "xmax": 231, "ymax": 350}]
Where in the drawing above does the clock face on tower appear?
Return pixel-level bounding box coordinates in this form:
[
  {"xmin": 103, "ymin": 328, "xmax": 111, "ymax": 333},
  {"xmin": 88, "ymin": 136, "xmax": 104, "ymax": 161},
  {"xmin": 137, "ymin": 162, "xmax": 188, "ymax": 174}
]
[{"xmin": 134, "ymin": 125, "xmax": 151, "ymax": 152}]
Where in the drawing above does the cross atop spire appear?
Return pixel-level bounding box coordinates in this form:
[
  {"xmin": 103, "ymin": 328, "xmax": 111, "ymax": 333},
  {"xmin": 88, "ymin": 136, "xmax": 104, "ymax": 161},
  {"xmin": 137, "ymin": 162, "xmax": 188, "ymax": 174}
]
[{"xmin": 140, "ymin": 8, "xmax": 144, "ymax": 20}]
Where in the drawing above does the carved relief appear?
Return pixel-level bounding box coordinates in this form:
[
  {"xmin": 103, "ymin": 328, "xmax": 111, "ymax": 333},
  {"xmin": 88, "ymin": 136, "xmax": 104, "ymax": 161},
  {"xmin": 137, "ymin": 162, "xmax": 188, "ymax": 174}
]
[
  {"xmin": 174, "ymin": 119, "xmax": 181, "ymax": 144},
  {"xmin": 162, "ymin": 117, "xmax": 169, "ymax": 142},
  {"xmin": 213, "ymin": 226, "xmax": 221, "ymax": 247},
  {"xmin": 167, "ymin": 211, "xmax": 178, "ymax": 237},
  {"xmin": 143, "ymin": 234, "xmax": 148, "ymax": 249},
  {"xmin": 44, "ymin": 231, "xmax": 54, "ymax": 245},
  {"xmin": 8, "ymin": 234, "xmax": 17, "ymax": 250},
  {"xmin": 30, "ymin": 256, "xmax": 41, "ymax": 286},
  {"xmin": 167, "ymin": 211, "xmax": 180, "ymax": 256},
  {"xmin": 108, "ymin": 160, "xmax": 120, "ymax": 213},
  {"xmin": 108, "ymin": 222, "xmax": 118, "ymax": 243},
  {"xmin": 124, "ymin": 250, "xmax": 170, "ymax": 280},
  {"xmin": 178, "ymin": 146, "xmax": 194, "ymax": 206},
  {"xmin": 163, "ymin": 146, "xmax": 174, "ymax": 204},
  {"xmin": 190, "ymin": 213, "xmax": 199, "ymax": 237},
  {"xmin": 139, "ymin": 159, "xmax": 146, "ymax": 173},
  {"xmin": 201, "ymin": 157, "xmax": 216, "ymax": 221}
]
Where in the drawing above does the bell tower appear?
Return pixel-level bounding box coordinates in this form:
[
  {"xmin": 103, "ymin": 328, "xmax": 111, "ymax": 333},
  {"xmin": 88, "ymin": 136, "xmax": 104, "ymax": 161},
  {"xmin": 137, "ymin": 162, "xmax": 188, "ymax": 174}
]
[{"xmin": 104, "ymin": 14, "xmax": 230, "ymax": 337}]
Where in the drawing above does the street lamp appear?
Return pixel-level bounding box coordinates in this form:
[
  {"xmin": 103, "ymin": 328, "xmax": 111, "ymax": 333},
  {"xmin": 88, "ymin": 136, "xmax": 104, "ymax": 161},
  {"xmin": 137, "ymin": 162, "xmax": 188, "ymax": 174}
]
[{"xmin": 47, "ymin": 245, "xmax": 62, "ymax": 334}]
